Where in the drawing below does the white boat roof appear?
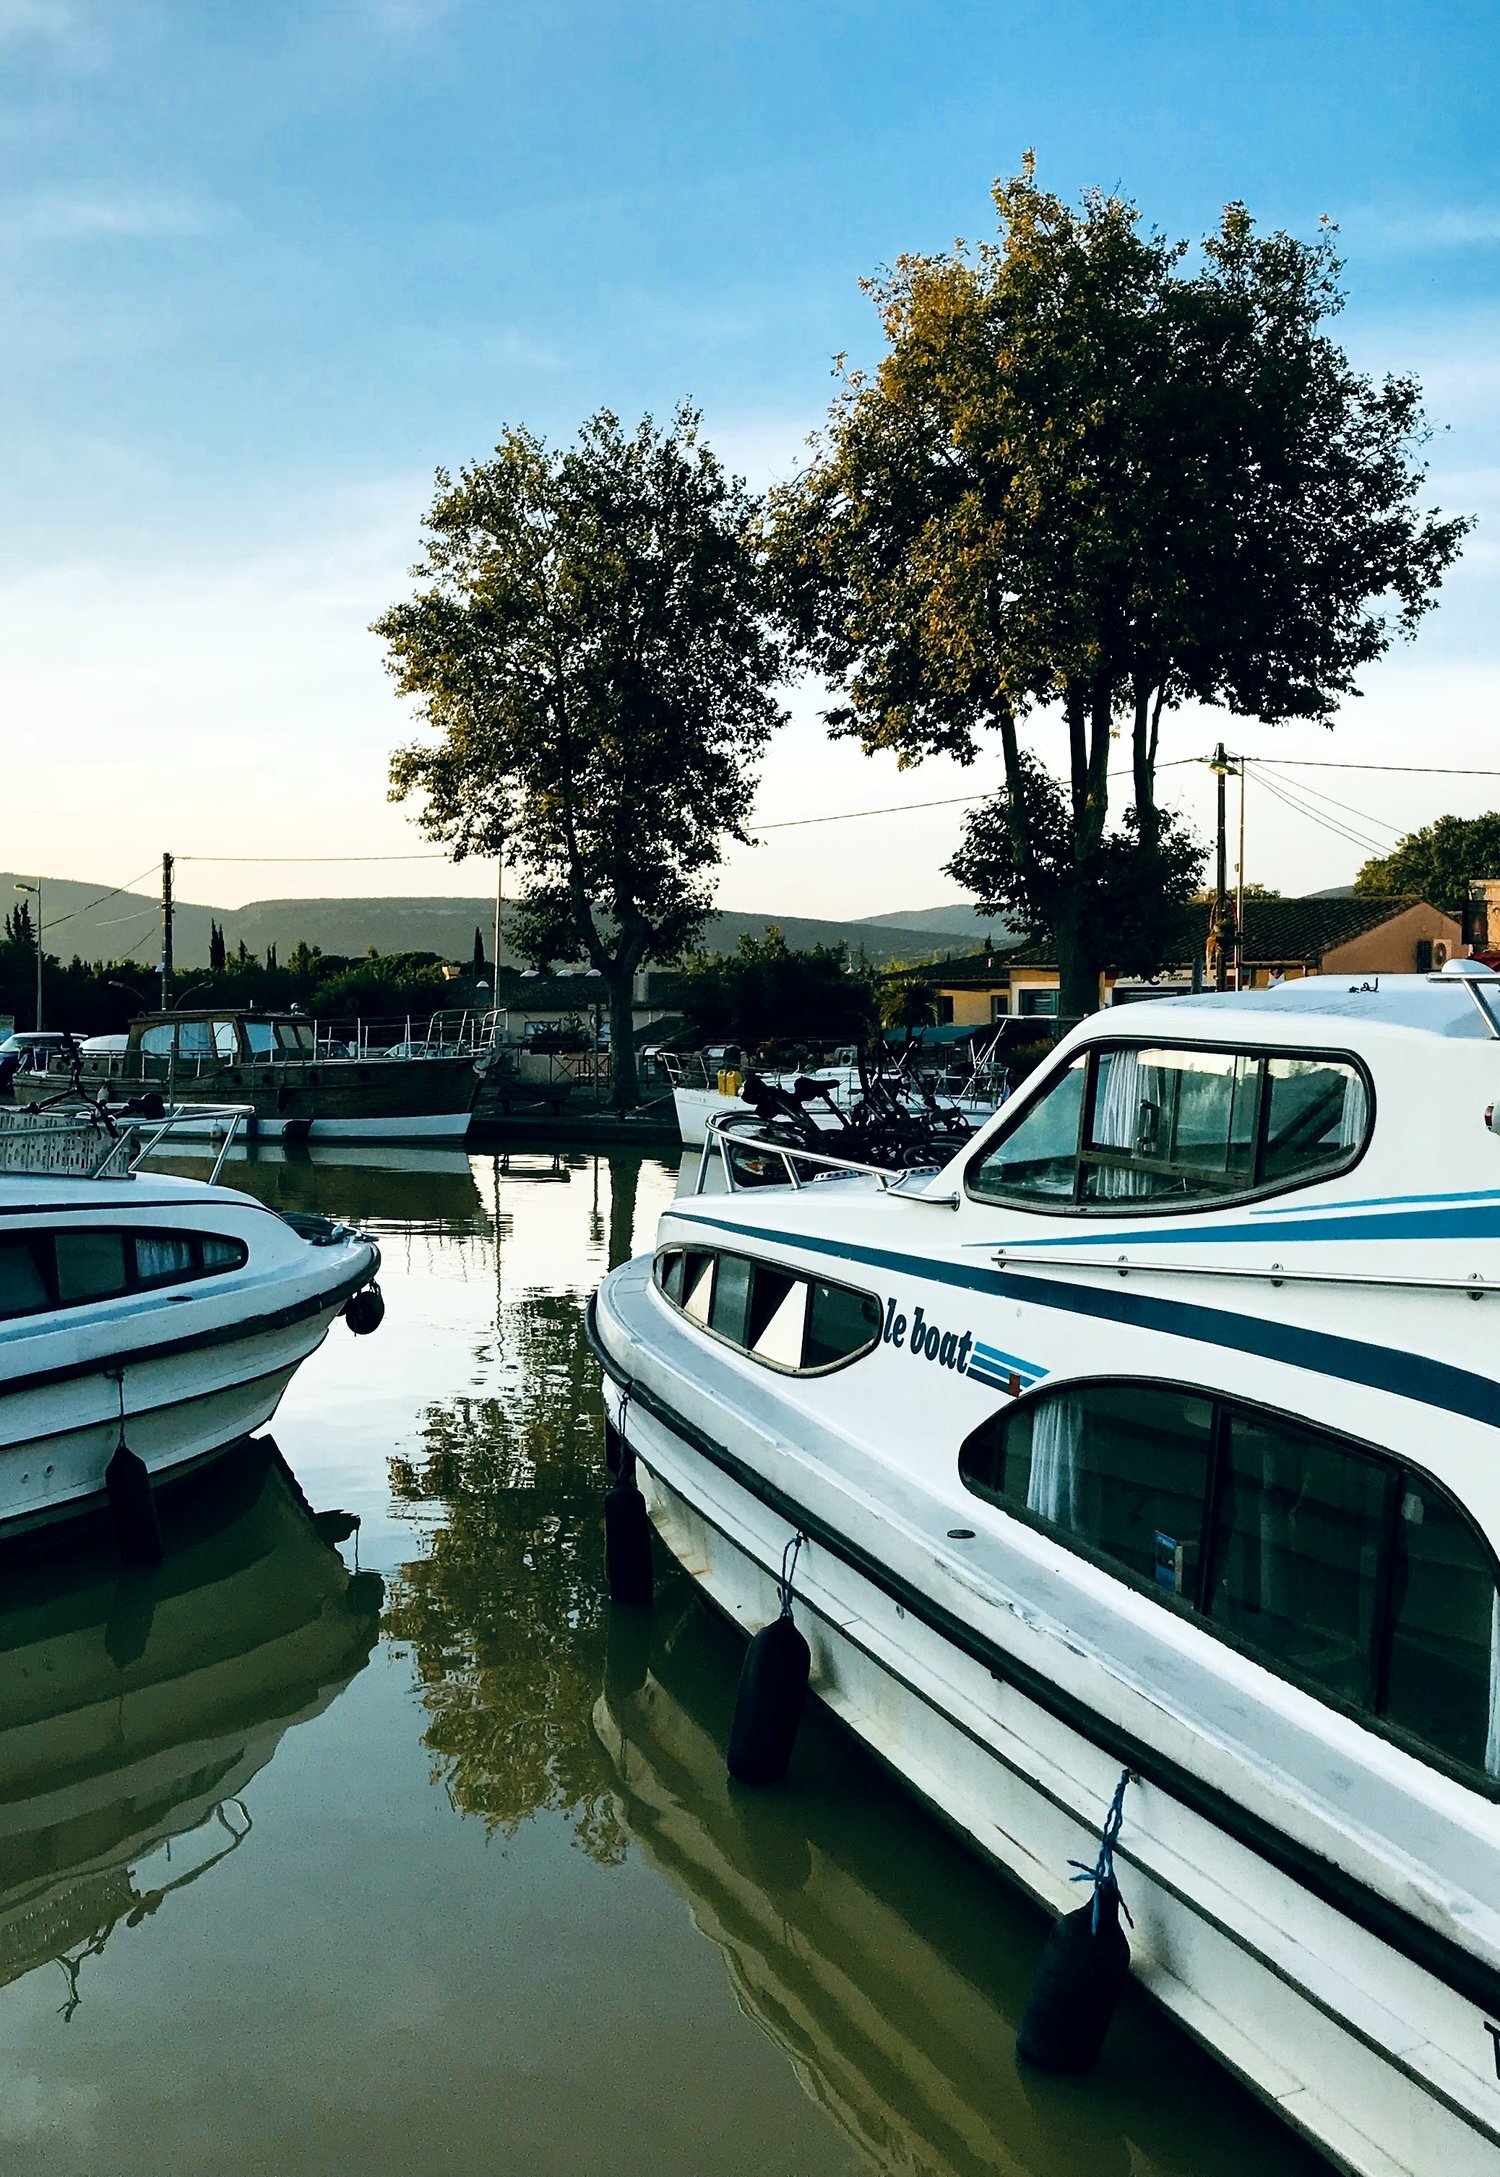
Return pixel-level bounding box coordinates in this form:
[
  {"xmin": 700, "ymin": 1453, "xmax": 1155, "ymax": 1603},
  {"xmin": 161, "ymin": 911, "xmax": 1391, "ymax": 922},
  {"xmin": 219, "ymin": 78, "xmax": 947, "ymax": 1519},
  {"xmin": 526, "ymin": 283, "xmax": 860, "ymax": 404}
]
[{"xmin": 1094, "ymin": 972, "xmax": 1500, "ymax": 1044}]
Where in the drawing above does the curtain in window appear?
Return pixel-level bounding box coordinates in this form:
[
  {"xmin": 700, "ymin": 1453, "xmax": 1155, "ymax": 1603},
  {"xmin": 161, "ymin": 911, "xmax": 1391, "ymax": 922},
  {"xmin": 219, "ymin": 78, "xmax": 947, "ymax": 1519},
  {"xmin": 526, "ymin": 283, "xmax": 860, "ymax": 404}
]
[
  {"xmin": 1027, "ymin": 1396, "xmax": 1086, "ymax": 1530},
  {"xmin": 1091, "ymin": 1048, "xmax": 1154, "ymax": 1198},
  {"xmin": 1337, "ymin": 1071, "xmax": 1369, "ymax": 1149},
  {"xmin": 1488, "ymin": 1589, "xmax": 1500, "ymax": 1780},
  {"xmin": 136, "ymin": 1234, "xmax": 195, "ymax": 1281}
]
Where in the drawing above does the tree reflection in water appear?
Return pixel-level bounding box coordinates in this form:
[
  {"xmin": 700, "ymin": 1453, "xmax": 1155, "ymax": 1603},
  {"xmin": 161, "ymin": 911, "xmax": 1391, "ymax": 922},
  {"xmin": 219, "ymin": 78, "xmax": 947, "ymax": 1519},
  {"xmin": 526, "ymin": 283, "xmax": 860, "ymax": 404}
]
[{"xmin": 385, "ymin": 1284, "xmax": 627, "ymax": 1864}]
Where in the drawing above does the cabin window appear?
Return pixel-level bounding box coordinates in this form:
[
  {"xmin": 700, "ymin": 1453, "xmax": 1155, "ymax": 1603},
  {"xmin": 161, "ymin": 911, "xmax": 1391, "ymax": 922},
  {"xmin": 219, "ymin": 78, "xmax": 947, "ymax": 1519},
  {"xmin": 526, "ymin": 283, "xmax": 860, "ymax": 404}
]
[
  {"xmin": 969, "ymin": 1041, "xmax": 1370, "ymax": 1212},
  {"xmin": 277, "ymin": 1023, "xmax": 314, "ymax": 1053},
  {"xmin": 245, "ymin": 1023, "xmax": 277, "ymax": 1056},
  {"xmin": 804, "ymin": 1278, "xmax": 883, "ymax": 1370},
  {"xmin": 139, "ymin": 1024, "xmax": 174, "ymax": 1056},
  {"xmin": 0, "ymin": 1238, "xmax": 49, "ymax": 1318},
  {"xmin": 960, "ymin": 1382, "xmax": 1500, "ymax": 1789},
  {"xmin": 54, "ymin": 1231, "xmax": 128, "ymax": 1303},
  {"xmin": 177, "ymin": 1020, "xmax": 214, "ymax": 1057},
  {"xmin": 0, "ymin": 1229, "xmax": 248, "ymax": 1320},
  {"xmin": 973, "ymin": 1055, "xmax": 1086, "ymax": 1202},
  {"xmin": 1209, "ymin": 1410, "xmax": 1388, "ymax": 1706},
  {"xmin": 213, "ymin": 1020, "xmax": 239, "ymax": 1058},
  {"xmin": 652, "ymin": 1246, "xmax": 878, "ymax": 1375}
]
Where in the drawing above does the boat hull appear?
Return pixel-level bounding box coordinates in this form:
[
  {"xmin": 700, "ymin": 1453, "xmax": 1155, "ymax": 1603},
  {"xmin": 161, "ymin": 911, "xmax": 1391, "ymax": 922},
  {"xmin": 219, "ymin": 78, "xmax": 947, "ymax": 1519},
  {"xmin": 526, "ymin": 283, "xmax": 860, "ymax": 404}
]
[
  {"xmin": 0, "ymin": 1294, "xmax": 356, "ymax": 1533},
  {"xmin": 15, "ymin": 1053, "xmax": 477, "ymax": 1143},
  {"xmin": 590, "ymin": 1280, "xmax": 1500, "ymax": 2177}
]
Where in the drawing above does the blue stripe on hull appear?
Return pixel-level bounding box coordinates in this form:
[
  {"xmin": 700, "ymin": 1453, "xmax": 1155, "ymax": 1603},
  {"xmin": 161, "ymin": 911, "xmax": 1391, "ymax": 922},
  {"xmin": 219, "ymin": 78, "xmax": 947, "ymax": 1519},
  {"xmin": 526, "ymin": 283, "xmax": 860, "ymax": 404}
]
[{"xmin": 669, "ymin": 1210, "xmax": 1500, "ymax": 1429}]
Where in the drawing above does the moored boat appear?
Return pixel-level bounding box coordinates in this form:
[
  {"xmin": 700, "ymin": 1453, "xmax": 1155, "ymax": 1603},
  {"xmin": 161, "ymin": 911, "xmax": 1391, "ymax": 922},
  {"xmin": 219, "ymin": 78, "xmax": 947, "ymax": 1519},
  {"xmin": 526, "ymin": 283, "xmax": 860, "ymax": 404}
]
[
  {"xmin": 14, "ymin": 1008, "xmax": 478, "ymax": 1143},
  {"xmin": 592, "ymin": 964, "xmax": 1500, "ymax": 2177},
  {"xmin": 0, "ymin": 1103, "xmax": 382, "ymax": 1535}
]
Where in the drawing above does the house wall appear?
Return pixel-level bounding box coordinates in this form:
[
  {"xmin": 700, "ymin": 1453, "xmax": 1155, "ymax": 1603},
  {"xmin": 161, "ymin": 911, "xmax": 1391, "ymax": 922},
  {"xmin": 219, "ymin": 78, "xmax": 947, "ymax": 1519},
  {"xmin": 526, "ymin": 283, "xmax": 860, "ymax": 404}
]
[{"xmin": 1321, "ymin": 902, "xmax": 1462, "ymax": 975}]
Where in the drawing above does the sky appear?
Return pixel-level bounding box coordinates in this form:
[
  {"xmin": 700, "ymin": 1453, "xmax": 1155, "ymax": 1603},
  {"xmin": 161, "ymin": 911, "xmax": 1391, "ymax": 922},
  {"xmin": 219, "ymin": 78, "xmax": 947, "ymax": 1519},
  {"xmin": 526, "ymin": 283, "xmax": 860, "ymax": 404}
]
[{"xmin": 1, "ymin": 0, "xmax": 1497, "ymax": 921}]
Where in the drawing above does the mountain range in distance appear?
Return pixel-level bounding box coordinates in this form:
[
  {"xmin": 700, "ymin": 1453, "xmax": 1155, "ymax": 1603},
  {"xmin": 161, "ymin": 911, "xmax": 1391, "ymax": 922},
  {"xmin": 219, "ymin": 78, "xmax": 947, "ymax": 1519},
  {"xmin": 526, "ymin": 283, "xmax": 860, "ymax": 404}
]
[{"xmin": 3, "ymin": 873, "xmax": 1004, "ymax": 972}]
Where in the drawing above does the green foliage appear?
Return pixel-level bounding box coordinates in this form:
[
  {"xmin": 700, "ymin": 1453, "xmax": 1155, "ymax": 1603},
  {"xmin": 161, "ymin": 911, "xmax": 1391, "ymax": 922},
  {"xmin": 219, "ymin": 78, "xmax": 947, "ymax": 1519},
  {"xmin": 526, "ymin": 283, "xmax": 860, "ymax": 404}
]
[
  {"xmin": 771, "ymin": 159, "xmax": 1469, "ymax": 1011},
  {"xmin": 377, "ymin": 406, "xmax": 788, "ymax": 1107},
  {"xmin": 5, "ymin": 898, "xmax": 35, "ymax": 949},
  {"xmin": 208, "ymin": 919, "xmax": 227, "ymax": 972},
  {"xmin": 946, "ymin": 760, "xmax": 1206, "ymax": 979},
  {"xmin": 1353, "ymin": 813, "xmax": 1500, "ymax": 918},
  {"xmin": 382, "ymin": 1284, "xmax": 629, "ymax": 1861},
  {"xmin": 674, "ymin": 927, "xmax": 877, "ymax": 1047},
  {"xmin": 880, "ymin": 977, "xmax": 939, "ymax": 1031}
]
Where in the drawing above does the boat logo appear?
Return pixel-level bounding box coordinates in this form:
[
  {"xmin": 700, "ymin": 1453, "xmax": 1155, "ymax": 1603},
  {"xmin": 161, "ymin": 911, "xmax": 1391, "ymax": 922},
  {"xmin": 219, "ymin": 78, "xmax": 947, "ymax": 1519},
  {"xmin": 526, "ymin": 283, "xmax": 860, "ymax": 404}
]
[{"xmin": 881, "ymin": 1298, "xmax": 1045, "ymax": 1396}]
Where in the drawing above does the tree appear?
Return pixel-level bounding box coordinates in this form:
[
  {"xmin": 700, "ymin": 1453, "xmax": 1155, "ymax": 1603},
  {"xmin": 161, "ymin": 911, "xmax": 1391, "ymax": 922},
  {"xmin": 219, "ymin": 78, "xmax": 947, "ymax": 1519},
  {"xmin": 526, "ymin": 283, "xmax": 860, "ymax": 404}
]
[
  {"xmin": 472, "ymin": 925, "xmax": 486, "ymax": 978},
  {"xmin": 772, "ymin": 160, "xmax": 1470, "ymax": 1015},
  {"xmin": 675, "ymin": 927, "xmax": 877, "ymax": 1049},
  {"xmin": 208, "ymin": 919, "xmax": 227, "ymax": 972},
  {"xmin": 5, "ymin": 898, "xmax": 34, "ymax": 949},
  {"xmin": 1354, "ymin": 814, "xmax": 1500, "ymax": 918},
  {"xmin": 377, "ymin": 408, "xmax": 787, "ymax": 1109}
]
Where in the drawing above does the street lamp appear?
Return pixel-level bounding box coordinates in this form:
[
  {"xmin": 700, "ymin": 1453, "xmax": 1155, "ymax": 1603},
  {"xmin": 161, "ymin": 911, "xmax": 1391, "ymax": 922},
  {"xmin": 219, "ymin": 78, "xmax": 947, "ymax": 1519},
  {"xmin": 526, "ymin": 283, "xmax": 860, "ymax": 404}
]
[{"xmin": 13, "ymin": 881, "xmax": 42, "ymax": 1031}]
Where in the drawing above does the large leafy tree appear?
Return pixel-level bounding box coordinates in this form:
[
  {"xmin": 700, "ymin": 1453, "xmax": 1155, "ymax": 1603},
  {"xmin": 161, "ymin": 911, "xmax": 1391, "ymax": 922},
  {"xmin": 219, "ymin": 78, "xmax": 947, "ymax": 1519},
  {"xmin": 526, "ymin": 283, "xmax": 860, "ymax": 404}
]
[
  {"xmin": 675, "ymin": 927, "xmax": 878, "ymax": 1049},
  {"xmin": 378, "ymin": 408, "xmax": 786, "ymax": 1107},
  {"xmin": 773, "ymin": 160, "xmax": 1470, "ymax": 1015},
  {"xmin": 1354, "ymin": 813, "xmax": 1500, "ymax": 919}
]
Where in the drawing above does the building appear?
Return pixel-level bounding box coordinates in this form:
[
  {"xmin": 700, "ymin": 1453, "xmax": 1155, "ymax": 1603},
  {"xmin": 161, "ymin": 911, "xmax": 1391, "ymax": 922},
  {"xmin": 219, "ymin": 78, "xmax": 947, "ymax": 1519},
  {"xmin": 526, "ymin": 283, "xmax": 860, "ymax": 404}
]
[{"xmin": 902, "ymin": 895, "xmax": 1463, "ymax": 1025}]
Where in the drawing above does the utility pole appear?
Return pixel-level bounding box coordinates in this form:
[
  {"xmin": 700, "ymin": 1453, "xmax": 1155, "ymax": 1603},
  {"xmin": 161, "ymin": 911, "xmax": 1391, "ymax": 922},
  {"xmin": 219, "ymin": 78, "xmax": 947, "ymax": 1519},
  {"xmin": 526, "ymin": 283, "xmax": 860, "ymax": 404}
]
[
  {"xmin": 13, "ymin": 880, "xmax": 42, "ymax": 1029},
  {"xmin": 160, "ymin": 852, "xmax": 174, "ymax": 1012},
  {"xmin": 1210, "ymin": 744, "xmax": 1232, "ymax": 994},
  {"xmin": 1235, "ymin": 757, "xmax": 1247, "ymax": 992},
  {"xmin": 492, "ymin": 850, "xmax": 503, "ymax": 1001}
]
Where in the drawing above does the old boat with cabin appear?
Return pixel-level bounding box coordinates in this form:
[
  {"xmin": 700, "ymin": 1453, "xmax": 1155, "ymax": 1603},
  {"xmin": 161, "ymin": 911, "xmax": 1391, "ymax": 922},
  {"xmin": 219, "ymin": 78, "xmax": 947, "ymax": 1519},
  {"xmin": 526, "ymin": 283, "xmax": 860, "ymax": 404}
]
[
  {"xmin": 0, "ymin": 1103, "xmax": 382, "ymax": 1535},
  {"xmin": 13, "ymin": 1009, "xmax": 478, "ymax": 1143},
  {"xmin": 591, "ymin": 964, "xmax": 1500, "ymax": 2177}
]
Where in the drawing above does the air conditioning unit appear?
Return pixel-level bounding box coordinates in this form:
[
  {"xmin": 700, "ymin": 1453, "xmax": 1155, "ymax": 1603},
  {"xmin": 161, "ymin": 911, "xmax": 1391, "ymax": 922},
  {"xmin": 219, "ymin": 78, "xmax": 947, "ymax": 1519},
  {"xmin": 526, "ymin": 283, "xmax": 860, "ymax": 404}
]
[{"xmin": 1434, "ymin": 940, "xmax": 1450, "ymax": 969}]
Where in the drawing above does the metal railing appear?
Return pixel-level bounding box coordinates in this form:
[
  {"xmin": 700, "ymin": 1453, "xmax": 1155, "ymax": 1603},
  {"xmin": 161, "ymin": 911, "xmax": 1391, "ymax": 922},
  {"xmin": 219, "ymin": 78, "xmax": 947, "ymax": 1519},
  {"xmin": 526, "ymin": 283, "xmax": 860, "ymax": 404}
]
[
  {"xmin": 696, "ymin": 1111, "xmax": 960, "ymax": 1205},
  {"xmin": 0, "ymin": 1103, "xmax": 252, "ymax": 1184}
]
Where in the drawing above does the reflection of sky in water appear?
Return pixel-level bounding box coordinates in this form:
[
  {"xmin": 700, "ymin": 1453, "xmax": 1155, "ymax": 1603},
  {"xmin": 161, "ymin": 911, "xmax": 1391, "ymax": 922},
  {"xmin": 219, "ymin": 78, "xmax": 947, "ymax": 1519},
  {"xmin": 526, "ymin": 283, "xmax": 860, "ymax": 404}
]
[{"xmin": 0, "ymin": 1146, "xmax": 1324, "ymax": 2177}]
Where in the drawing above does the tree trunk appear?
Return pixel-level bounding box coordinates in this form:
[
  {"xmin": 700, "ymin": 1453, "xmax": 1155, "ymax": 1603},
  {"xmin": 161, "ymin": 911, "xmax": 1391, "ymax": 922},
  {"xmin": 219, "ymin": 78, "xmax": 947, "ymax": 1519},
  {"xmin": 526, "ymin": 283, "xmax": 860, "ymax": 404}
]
[
  {"xmin": 1054, "ymin": 898, "xmax": 1105, "ymax": 1024},
  {"xmin": 607, "ymin": 968, "xmax": 639, "ymax": 1112}
]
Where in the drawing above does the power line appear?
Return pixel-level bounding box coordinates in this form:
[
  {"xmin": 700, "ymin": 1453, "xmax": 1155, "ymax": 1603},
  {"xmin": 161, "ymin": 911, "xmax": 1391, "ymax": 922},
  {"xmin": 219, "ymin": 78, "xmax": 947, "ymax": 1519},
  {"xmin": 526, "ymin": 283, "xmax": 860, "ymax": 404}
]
[
  {"xmin": 178, "ymin": 852, "xmax": 449, "ymax": 864},
  {"xmin": 1241, "ymin": 757, "xmax": 1500, "ymax": 779},
  {"xmin": 1254, "ymin": 763, "xmax": 1406, "ymax": 841},
  {"xmin": 1252, "ymin": 770, "xmax": 1392, "ymax": 857},
  {"xmin": 45, "ymin": 862, "xmax": 162, "ymax": 931}
]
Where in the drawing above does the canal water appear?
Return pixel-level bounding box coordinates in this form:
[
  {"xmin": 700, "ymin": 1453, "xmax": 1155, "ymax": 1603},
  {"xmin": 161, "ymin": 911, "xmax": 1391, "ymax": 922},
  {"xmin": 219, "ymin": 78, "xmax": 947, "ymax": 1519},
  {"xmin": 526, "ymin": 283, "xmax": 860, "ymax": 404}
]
[{"xmin": 0, "ymin": 1143, "xmax": 1329, "ymax": 2177}]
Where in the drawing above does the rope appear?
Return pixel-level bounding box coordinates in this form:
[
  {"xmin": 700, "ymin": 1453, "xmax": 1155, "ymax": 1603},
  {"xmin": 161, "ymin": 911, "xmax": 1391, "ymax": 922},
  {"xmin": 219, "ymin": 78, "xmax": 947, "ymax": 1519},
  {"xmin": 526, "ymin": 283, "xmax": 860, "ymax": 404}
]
[
  {"xmin": 777, "ymin": 1531, "xmax": 805, "ymax": 1616},
  {"xmin": 1068, "ymin": 1768, "xmax": 1135, "ymax": 1933}
]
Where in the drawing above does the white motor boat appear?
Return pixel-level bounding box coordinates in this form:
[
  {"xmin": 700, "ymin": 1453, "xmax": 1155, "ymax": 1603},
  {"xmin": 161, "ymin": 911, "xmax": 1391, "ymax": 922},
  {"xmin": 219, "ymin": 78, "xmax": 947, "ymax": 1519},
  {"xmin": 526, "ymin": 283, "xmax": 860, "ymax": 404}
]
[
  {"xmin": 0, "ymin": 1105, "xmax": 381, "ymax": 1536},
  {"xmin": 592, "ymin": 965, "xmax": 1500, "ymax": 2177}
]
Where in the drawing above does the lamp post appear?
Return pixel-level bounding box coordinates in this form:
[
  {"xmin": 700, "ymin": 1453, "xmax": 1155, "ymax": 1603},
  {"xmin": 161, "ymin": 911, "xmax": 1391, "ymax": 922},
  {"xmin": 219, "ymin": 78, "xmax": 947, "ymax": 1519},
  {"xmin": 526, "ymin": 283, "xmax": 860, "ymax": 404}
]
[{"xmin": 13, "ymin": 881, "xmax": 42, "ymax": 1031}]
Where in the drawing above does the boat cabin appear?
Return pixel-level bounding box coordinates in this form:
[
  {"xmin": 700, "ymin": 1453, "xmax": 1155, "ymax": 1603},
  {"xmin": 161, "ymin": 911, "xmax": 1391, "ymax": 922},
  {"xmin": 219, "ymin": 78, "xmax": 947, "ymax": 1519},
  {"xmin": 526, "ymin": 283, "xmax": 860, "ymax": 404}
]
[{"xmin": 128, "ymin": 1011, "xmax": 316, "ymax": 1063}]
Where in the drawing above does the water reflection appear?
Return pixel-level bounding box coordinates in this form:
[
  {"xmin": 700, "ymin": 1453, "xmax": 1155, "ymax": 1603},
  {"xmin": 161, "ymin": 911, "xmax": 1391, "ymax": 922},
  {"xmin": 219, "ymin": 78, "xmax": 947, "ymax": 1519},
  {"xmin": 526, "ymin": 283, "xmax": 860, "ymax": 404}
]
[
  {"xmin": 0, "ymin": 1442, "xmax": 380, "ymax": 2016},
  {"xmin": 594, "ymin": 1597, "xmax": 1323, "ymax": 2177},
  {"xmin": 384, "ymin": 1290, "xmax": 625, "ymax": 1858}
]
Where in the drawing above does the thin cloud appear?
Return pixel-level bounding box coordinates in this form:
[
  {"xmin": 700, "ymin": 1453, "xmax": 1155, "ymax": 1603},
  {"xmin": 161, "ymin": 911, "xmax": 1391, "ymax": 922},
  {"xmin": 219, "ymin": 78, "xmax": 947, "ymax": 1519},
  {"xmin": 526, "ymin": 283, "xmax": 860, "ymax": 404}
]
[
  {"xmin": 1351, "ymin": 205, "xmax": 1500, "ymax": 251},
  {"xmin": 0, "ymin": 188, "xmax": 217, "ymax": 242}
]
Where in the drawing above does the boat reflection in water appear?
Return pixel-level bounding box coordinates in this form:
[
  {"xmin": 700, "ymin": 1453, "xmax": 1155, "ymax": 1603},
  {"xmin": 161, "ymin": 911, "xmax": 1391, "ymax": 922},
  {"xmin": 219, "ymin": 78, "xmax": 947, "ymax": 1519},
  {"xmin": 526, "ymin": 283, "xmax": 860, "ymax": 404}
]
[
  {"xmin": 146, "ymin": 1138, "xmax": 488, "ymax": 1237},
  {"xmin": 0, "ymin": 1440, "xmax": 381, "ymax": 2011},
  {"xmin": 594, "ymin": 1597, "xmax": 1322, "ymax": 2177}
]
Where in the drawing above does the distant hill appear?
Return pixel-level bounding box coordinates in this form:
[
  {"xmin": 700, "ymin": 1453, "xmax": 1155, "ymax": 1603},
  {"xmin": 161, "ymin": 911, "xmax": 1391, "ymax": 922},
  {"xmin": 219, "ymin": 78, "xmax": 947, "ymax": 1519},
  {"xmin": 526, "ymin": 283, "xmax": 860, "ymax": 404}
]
[
  {"xmin": 4, "ymin": 871, "xmax": 972, "ymax": 972},
  {"xmin": 857, "ymin": 902, "xmax": 1015, "ymax": 943}
]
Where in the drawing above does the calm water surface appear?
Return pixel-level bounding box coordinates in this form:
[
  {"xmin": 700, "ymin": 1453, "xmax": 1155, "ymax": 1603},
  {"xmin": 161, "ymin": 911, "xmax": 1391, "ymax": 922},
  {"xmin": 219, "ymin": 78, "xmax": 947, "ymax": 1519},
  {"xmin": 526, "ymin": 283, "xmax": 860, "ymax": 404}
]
[{"xmin": 0, "ymin": 1143, "xmax": 1329, "ymax": 2177}]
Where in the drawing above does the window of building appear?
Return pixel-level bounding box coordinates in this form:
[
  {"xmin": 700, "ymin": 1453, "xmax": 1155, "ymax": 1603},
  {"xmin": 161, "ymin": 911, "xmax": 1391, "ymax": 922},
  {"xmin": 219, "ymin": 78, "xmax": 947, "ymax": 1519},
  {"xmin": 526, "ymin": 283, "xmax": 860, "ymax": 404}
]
[
  {"xmin": 990, "ymin": 995, "xmax": 1009, "ymax": 1022},
  {"xmin": 969, "ymin": 1041, "xmax": 1370, "ymax": 1213},
  {"xmin": 653, "ymin": 1246, "xmax": 879, "ymax": 1376},
  {"xmin": 959, "ymin": 1381, "xmax": 1500, "ymax": 1790},
  {"xmin": 1018, "ymin": 989, "xmax": 1060, "ymax": 1017}
]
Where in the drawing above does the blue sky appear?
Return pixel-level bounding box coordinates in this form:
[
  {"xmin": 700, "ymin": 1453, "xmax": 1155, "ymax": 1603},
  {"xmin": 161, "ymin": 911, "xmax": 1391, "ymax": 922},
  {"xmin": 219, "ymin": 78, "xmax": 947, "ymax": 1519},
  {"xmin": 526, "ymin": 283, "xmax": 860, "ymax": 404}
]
[{"xmin": 3, "ymin": 0, "xmax": 1497, "ymax": 917}]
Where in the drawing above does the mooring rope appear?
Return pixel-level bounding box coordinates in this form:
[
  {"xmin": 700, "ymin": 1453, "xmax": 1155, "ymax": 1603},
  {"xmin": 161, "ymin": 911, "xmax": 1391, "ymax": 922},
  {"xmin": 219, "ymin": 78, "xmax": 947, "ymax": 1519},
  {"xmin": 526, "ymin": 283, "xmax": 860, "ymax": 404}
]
[
  {"xmin": 777, "ymin": 1530, "xmax": 805, "ymax": 1615},
  {"xmin": 1068, "ymin": 1768, "xmax": 1135, "ymax": 1933}
]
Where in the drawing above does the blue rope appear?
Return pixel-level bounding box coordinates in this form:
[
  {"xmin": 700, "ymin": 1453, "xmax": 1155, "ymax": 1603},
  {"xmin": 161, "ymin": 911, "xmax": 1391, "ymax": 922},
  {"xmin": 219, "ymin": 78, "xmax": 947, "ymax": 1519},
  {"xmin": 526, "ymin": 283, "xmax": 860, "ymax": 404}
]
[{"xmin": 1068, "ymin": 1768, "xmax": 1135, "ymax": 1933}]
